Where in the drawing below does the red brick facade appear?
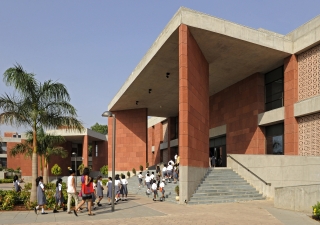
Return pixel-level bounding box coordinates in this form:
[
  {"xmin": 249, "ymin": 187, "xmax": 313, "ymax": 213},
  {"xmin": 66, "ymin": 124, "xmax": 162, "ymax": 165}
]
[
  {"xmin": 179, "ymin": 24, "xmax": 209, "ymax": 168},
  {"xmin": 108, "ymin": 108, "xmax": 148, "ymax": 172},
  {"xmin": 209, "ymin": 73, "xmax": 265, "ymax": 154},
  {"xmin": 284, "ymin": 55, "xmax": 299, "ymax": 155}
]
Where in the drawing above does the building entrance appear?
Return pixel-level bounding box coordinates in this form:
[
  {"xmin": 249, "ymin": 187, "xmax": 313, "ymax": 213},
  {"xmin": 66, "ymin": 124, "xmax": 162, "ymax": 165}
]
[{"xmin": 209, "ymin": 136, "xmax": 227, "ymax": 167}]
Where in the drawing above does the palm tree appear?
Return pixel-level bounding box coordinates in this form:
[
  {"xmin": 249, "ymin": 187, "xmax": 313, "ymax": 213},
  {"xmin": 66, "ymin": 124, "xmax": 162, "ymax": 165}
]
[
  {"xmin": 0, "ymin": 64, "xmax": 83, "ymax": 201},
  {"xmin": 10, "ymin": 128, "xmax": 68, "ymax": 184}
]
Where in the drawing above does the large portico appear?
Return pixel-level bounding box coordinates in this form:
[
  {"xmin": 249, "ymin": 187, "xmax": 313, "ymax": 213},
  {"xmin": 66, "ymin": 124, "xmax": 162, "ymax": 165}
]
[{"xmin": 107, "ymin": 7, "xmax": 293, "ymax": 202}]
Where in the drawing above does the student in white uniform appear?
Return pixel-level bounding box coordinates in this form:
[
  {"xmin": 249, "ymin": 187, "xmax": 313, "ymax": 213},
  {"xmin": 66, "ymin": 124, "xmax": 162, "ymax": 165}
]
[
  {"xmin": 145, "ymin": 173, "xmax": 151, "ymax": 190},
  {"xmin": 138, "ymin": 172, "xmax": 143, "ymax": 188},
  {"xmin": 120, "ymin": 174, "xmax": 128, "ymax": 201},
  {"xmin": 162, "ymin": 165, "xmax": 167, "ymax": 179},
  {"xmin": 159, "ymin": 179, "xmax": 165, "ymax": 201},
  {"xmin": 151, "ymin": 180, "xmax": 158, "ymax": 201},
  {"xmin": 167, "ymin": 163, "xmax": 173, "ymax": 181},
  {"xmin": 114, "ymin": 174, "xmax": 122, "ymax": 202}
]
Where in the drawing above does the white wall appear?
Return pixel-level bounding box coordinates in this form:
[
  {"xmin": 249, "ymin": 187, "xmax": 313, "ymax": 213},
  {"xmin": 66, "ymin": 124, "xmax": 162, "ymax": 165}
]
[{"xmin": 227, "ymin": 154, "xmax": 320, "ymax": 199}]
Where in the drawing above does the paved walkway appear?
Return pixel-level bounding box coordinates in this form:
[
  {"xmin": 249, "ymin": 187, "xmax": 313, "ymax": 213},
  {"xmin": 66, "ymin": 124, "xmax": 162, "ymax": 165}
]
[{"xmin": 0, "ymin": 193, "xmax": 317, "ymax": 225}]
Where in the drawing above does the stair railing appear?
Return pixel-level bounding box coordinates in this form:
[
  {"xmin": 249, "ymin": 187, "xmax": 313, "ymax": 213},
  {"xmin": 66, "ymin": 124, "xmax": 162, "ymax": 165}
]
[{"xmin": 227, "ymin": 154, "xmax": 271, "ymax": 186}]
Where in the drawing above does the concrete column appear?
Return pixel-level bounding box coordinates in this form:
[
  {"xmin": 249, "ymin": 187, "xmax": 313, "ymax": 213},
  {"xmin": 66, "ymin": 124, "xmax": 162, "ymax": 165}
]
[
  {"xmin": 82, "ymin": 135, "xmax": 88, "ymax": 166},
  {"xmin": 179, "ymin": 24, "xmax": 209, "ymax": 203},
  {"xmin": 108, "ymin": 108, "xmax": 148, "ymax": 174},
  {"xmin": 284, "ymin": 55, "xmax": 299, "ymax": 155}
]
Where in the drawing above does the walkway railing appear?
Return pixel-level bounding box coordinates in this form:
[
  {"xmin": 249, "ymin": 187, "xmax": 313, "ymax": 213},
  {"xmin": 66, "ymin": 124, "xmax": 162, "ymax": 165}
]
[{"xmin": 227, "ymin": 154, "xmax": 271, "ymax": 186}]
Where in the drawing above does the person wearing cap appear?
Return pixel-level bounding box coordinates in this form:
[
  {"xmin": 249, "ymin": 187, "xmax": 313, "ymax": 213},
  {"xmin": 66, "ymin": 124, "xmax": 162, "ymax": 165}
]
[
  {"xmin": 67, "ymin": 169, "xmax": 79, "ymax": 214},
  {"xmin": 159, "ymin": 179, "xmax": 165, "ymax": 201}
]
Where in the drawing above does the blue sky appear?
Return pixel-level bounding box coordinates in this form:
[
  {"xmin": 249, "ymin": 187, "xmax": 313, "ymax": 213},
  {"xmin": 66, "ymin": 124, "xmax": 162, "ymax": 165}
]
[{"xmin": 0, "ymin": 0, "xmax": 320, "ymax": 133}]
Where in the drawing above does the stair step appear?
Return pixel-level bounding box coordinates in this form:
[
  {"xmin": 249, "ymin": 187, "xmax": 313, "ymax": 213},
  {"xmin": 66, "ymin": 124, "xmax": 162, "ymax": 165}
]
[
  {"xmin": 193, "ymin": 191, "xmax": 260, "ymax": 196},
  {"xmin": 191, "ymin": 193, "xmax": 263, "ymax": 200},
  {"xmin": 188, "ymin": 196, "xmax": 265, "ymax": 205}
]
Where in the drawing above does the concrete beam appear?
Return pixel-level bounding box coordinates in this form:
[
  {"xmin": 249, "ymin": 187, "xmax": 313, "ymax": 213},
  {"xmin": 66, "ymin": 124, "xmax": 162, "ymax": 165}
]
[
  {"xmin": 209, "ymin": 125, "xmax": 226, "ymax": 138},
  {"xmin": 258, "ymin": 107, "xmax": 284, "ymax": 126},
  {"xmin": 294, "ymin": 95, "xmax": 320, "ymax": 117}
]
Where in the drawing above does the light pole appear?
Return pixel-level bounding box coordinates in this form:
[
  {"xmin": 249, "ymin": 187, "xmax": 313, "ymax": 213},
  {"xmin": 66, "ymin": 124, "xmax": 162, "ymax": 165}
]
[
  {"xmin": 102, "ymin": 111, "xmax": 116, "ymax": 212},
  {"xmin": 72, "ymin": 152, "xmax": 77, "ymax": 187}
]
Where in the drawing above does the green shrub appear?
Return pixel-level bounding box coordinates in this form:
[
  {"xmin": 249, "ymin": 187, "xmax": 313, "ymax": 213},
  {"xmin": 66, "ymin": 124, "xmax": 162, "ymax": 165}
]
[
  {"xmin": 0, "ymin": 179, "xmax": 13, "ymax": 183},
  {"xmin": 146, "ymin": 162, "xmax": 149, "ymax": 168},
  {"xmin": 24, "ymin": 183, "xmax": 32, "ymax": 191},
  {"xmin": 175, "ymin": 185, "xmax": 179, "ymax": 195},
  {"xmin": 102, "ymin": 179, "xmax": 108, "ymax": 186},
  {"xmin": 139, "ymin": 165, "xmax": 143, "ymax": 171},
  {"xmin": 127, "ymin": 171, "xmax": 130, "ymax": 178},
  {"xmin": 6, "ymin": 168, "xmax": 14, "ymax": 172},
  {"xmin": 120, "ymin": 173, "xmax": 124, "ymax": 178},
  {"xmin": 132, "ymin": 168, "xmax": 136, "ymax": 175},
  {"xmin": 100, "ymin": 165, "xmax": 108, "ymax": 177},
  {"xmin": 312, "ymin": 202, "xmax": 320, "ymax": 217},
  {"xmin": 0, "ymin": 181, "xmax": 71, "ymax": 211}
]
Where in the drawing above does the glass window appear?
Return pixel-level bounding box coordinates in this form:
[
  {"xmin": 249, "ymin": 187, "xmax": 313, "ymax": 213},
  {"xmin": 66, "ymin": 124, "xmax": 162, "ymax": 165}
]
[
  {"xmin": 0, "ymin": 158, "xmax": 7, "ymax": 168},
  {"xmin": 0, "ymin": 142, "xmax": 7, "ymax": 154},
  {"xmin": 265, "ymin": 66, "xmax": 284, "ymax": 111},
  {"xmin": 266, "ymin": 123, "xmax": 284, "ymax": 155}
]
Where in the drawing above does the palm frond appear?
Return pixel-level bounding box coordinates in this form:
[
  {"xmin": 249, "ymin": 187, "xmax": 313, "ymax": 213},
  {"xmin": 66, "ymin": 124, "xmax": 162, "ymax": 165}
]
[
  {"xmin": 3, "ymin": 64, "xmax": 38, "ymax": 98},
  {"xmin": 9, "ymin": 143, "xmax": 33, "ymax": 157}
]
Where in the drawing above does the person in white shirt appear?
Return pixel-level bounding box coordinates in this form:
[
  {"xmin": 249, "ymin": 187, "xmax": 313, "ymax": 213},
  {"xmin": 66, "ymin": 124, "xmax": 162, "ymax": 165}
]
[
  {"xmin": 159, "ymin": 179, "xmax": 165, "ymax": 200},
  {"xmin": 168, "ymin": 159, "xmax": 174, "ymax": 166},
  {"xmin": 167, "ymin": 163, "xmax": 173, "ymax": 180},
  {"xmin": 67, "ymin": 169, "xmax": 79, "ymax": 214},
  {"xmin": 162, "ymin": 165, "xmax": 167, "ymax": 178},
  {"xmin": 150, "ymin": 172, "xmax": 155, "ymax": 181},
  {"xmin": 120, "ymin": 174, "xmax": 128, "ymax": 201},
  {"xmin": 145, "ymin": 173, "xmax": 151, "ymax": 190},
  {"xmin": 151, "ymin": 180, "xmax": 158, "ymax": 201},
  {"xmin": 138, "ymin": 172, "xmax": 143, "ymax": 188},
  {"xmin": 115, "ymin": 174, "xmax": 121, "ymax": 202},
  {"xmin": 174, "ymin": 154, "xmax": 178, "ymax": 163}
]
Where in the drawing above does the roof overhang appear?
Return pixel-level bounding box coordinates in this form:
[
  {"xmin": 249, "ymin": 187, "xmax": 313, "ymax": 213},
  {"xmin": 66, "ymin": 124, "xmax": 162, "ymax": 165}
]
[
  {"xmin": 46, "ymin": 128, "xmax": 107, "ymax": 143},
  {"xmin": 108, "ymin": 7, "xmax": 320, "ymax": 118}
]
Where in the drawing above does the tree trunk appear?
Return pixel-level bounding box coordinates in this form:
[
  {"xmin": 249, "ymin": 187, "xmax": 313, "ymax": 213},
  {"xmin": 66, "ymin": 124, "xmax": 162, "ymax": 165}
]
[
  {"xmin": 43, "ymin": 159, "xmax": 48, "ymax": 184},
  {"xmin": 30, "ymin": 152, "xmax": 38, "ymax": 202},
  {"xmin": 39, "ymin": 155, "xmax": 43, "ymax": 176},
  {"xmin": 30, "ymin": 127, "xmax": 38, "ymax": 202}
]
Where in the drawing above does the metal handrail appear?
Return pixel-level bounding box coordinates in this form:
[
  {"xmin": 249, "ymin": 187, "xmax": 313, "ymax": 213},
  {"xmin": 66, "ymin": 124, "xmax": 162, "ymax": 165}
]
[{"xmin": 227, "ymin": 154, "xmax": 271, "ymax": 186}]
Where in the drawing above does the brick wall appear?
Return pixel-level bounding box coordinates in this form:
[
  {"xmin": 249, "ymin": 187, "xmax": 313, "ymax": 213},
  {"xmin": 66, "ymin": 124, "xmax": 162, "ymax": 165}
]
[
  {"xmin": 179, "ymin": 24, "xmax": 209, "ymax": 168},
  {"xmin": 209, "ymin": 73, "xmax": 265, "ymax": 154},
  {"xmin": 108, "ymin": 108, "xmax": 147, "ymax": 172},
  {"xmin": 284, "ymin": 55, "xmax": 299, "ymax": 155}
]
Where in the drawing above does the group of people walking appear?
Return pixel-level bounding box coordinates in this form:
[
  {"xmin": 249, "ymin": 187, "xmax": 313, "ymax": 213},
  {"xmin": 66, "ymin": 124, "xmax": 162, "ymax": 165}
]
[
  {"xmin": 33, "ymin": 167, "xmax": 128, "ymax": 216},
  {"xmin": 138, "ymin": 154, "xmax": 180, "ymax": 202}
]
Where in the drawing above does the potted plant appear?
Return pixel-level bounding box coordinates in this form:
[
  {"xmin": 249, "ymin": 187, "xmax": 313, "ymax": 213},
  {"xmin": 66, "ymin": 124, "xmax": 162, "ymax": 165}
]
[
  {"xmin": 127, "ymin": 171, "xmax": 130, "ymax": 178},
  {"xmin": 146, "ymin": 162, "xmax": 149, "ymax": 170},
  {"xmin": 175, "ymin": 185, "xmax": 179, "ymax": 201},
  {"xmin": 132, "ymin": 168, "xmax": 136, "ymax": 176},
  {"xmin": 139, "ymin": 165, "xmax": 143, "ymax": 172}
]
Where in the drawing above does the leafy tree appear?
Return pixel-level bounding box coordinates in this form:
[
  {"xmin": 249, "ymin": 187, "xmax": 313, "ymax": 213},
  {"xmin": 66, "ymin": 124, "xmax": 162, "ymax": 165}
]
[
  {"xmin": 51, "ymin": 164, "xmax": 62, "ymax": 180},
  {"xmin": 10, "ymin": 127, "xmax": 68, "ymax": 184},
  {"xmin": 90, "ymin": 123, "xmax": 108, "ymax": 135},
  {"xmin": 100, "ymin": 165, "xmax": 108, "ymax": 177},
  {"xmin": 0, "ymin": 64, "xmax": 83, "ymax": 201}
]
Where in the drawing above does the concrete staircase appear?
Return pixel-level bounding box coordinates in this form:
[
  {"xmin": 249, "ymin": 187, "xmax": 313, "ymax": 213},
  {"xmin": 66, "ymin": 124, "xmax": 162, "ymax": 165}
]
[
  {"xmin": 127, "ymin": 170, "xmax": 179, "ymax": 204},
  {"xmin": 188, "ymin": 168, "xmax": 265, "ymax": 205}
]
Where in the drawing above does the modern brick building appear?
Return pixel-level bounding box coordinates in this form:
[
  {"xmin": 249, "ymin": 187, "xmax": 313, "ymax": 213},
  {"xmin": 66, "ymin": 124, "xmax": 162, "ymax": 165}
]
[
  {"xmin": 106, "ymin": 7, "xmax": 320, "ymax": 202},
  {"xmin": 0, "ymin": 129, "xmax": 108, "ymax": 181}
]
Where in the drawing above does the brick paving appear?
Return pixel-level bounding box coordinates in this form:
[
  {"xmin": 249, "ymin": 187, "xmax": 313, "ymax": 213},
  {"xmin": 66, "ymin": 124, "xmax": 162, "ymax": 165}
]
[{"xmin": 0, "ymin": 193, "xmax": 318, "ymax": 225}]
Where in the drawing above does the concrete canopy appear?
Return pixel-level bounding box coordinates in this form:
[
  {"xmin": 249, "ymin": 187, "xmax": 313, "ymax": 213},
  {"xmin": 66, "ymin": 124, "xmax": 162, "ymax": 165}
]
[{"xmin": 108, "ymin": 7, "xmax": 304, "ymax": 118}]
